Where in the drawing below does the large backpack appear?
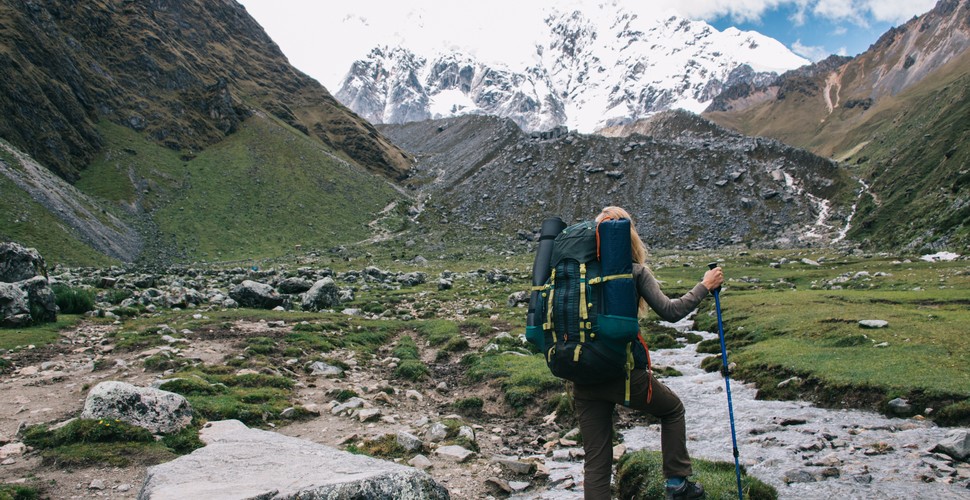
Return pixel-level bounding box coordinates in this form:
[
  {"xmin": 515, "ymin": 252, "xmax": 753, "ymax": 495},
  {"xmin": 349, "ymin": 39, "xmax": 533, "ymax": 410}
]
[{"xmin": 526, "ymin": 219, "xmax": 646, "ymax": 404}]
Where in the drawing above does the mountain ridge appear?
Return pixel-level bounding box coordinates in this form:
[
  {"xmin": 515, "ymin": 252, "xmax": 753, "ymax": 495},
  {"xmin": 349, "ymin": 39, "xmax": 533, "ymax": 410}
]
[{"xmin": 336, "ymin": 6, "xmax": 808, "ymax": 134}]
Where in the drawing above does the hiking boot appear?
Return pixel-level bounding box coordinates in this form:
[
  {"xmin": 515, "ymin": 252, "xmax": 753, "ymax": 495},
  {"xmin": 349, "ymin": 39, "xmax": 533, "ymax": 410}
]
[{"xmin": 665, "ymin": 479, "xmax": 705, "ymax": 500}]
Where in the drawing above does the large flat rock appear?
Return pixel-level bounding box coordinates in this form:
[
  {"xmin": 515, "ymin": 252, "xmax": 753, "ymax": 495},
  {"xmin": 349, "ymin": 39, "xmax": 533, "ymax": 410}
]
[{"xmin": 138, "ymin": 420, "xmax": 449, "ymax": 500}]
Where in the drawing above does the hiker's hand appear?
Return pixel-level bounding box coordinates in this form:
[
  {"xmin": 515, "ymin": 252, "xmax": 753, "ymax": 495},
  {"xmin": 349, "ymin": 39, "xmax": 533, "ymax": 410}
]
[{"xmin": 703, "ymin": 267, "xmax": 723, "ymax": 291}]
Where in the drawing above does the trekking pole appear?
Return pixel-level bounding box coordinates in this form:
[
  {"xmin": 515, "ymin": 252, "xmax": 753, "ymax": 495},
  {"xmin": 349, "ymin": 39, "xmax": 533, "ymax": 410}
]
[{"xmin": 708, "ymin": 263, "xmax": 743, "ymax": 500}]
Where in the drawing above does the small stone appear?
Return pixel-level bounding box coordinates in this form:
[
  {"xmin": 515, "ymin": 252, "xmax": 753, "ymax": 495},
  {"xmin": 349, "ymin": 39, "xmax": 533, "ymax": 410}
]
[
  {"xmin": 783, "ymin": 469, "xmax": 816, "ymax": 484},
  {"xmin": 485, "ymin": 477, "xmax": 512, "ymax": 494},
  {"xmin": 491, "ymin": 455, "xmax": 534, "ymax": 475},
  {"xmin": 888, "ymin": 398, "xmax": 913, "ymax": 415},
  {"xmin": 613, "ymin": 444, "xmax": 627, "ymax": 462},
  {"xmin": 89, "ymin": 479, "xmax": 105, "ymax": 490},
  {"xmin": 509, "ymin": 480, "xmax": 531, "ymax": 492},
  {"xmin": 117, "ymin": 484, "xmax": 132, "ymax": 492},
  {"xmin": 859, "ymin": 320, "xmax": 888, "ymax": 329},
  {"xmin": 358, "ymin": 408, "xmax": 381, "ymax": 422},
  {"xmin": 406, "ymin": 390, "xmax": 423, "ymax": 401},
  {"xmin": 397, "ymin": 430, "xmax": 423, "ymax": 453},
  {"xmin": 408, "ymin": 454, "xmax": 433, "ymax": 470},
  {"xmin": 1, "ymin": 458, "xmax": 14, "ymax": 465},
  {"xmin": 436, "ymin": 445, "xmax": 475, "ymax": 463},
  {"xmin": 0, "ymin": 443, "xmax": 26, "ymax": 459},
  {"xmin": 427, "ymin": 423, "xmax": 448, "ymax": 442}
]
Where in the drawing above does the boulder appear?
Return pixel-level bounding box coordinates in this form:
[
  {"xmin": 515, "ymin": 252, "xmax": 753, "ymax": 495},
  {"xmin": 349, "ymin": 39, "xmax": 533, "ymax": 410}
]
[
  {"xmin": 0, "ymin": 282, "xmax": 30, "ymax": 327},
  {"xmin": 80, "ymin": 381, "xmax": 192, "ymax": 434},
  {"xmin": 301, "ymin": 278, "xmax": 340, "ymax": 311},
  {"xmin": 859, "ymin": 319, "xmax": 889, "ymax": 329},
  {"xmin": 229, "ymin": 280, "xmax": 284, "ymax": 309},
  {"xmin": 0, "ymin": 242, "xmax": 46, "ymax": 283},
  {"xmin": 138, "ymin": 420, "xmax": 449, "ymax": 499},
  {"xmin": 278, "ymin": 277, "xmax": 313, "ymax": 294},
  {"xmin": 933, "ymin": 430, "xmax": 970, "ymax": 462},
  {"xmin": 20, "ymin": 276, "xmax": 56, "ymax": 323}
]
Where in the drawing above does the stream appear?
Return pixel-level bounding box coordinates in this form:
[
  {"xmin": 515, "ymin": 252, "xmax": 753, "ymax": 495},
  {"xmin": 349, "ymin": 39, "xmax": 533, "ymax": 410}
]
[{"xmin": 515, "ymin": 316, "xmax": 969, "ymax": 499}]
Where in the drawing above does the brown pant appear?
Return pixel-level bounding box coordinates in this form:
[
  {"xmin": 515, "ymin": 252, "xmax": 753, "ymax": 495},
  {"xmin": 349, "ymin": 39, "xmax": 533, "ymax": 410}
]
[{"xmin": 573, "ymin": 369, "xmax": 692, "ymax": 500}]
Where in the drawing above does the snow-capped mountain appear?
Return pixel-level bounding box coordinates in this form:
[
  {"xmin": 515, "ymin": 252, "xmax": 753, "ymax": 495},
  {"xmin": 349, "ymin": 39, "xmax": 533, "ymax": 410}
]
[{"xmin": 335, "ymin": 6, "xmax": 809, "ymax": 133}]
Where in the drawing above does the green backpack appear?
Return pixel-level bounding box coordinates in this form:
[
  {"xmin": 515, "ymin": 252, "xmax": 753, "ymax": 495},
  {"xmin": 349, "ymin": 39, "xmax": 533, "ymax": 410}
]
[{"xmin": 526, "ymin": 220, "xmax": 642, "ymax": 402}]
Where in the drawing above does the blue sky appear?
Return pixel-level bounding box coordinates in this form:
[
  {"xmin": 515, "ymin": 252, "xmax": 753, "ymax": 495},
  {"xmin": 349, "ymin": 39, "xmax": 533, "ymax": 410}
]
[
  {"xmin": 706, "ymin": 2, "xmax": 932, "ymax": 61},
  {"xmin": 239, "ymin": 0, "xmax": 940, "ymax": 89}
]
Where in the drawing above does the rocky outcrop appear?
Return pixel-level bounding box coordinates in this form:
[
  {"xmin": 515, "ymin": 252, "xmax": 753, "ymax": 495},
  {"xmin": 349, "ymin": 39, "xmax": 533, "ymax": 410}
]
[
  {"xmin": 0, "ymin": 243, "xmax": 56, "ymax": 326},
  {"xmin": 81, "ymin": 381, "xmax": 193, "ymax": 434},
  {"xmin": 0, "ymin": 242, "xmax": 46, "ymax": 282},
  {"xmin": 138, "ymin": 419, "xmax": 450, "ymax": 500},
  {"xmin": 301, "ymin": 277, "xmax": 340, "ymax": 311}
]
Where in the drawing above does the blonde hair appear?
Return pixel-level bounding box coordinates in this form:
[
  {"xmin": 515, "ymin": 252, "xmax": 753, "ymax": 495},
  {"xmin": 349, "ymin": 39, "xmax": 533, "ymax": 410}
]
[
  {"xmin": 595, "ymin": 206, "xmax": 649, "ymax": 265},
  {"xmin": 596, "ymin": 206, "xmax": 651, "ymax": 315}
]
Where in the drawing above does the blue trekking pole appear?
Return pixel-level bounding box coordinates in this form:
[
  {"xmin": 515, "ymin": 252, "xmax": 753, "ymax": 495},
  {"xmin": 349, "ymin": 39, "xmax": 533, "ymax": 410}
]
[{"xmin": 708, "ymin": 263, "xmax": 743, "ymax": 500}]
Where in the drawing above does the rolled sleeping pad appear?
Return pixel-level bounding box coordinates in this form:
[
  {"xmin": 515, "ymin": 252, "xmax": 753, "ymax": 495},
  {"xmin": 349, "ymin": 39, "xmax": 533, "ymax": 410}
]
[
  {"xmin": 527, "ymin": 216, "xmax": 566, "ymax": 327},
  {"xmin": 597, "ymin": 218, "xmax": 639, "ymax": 341}
]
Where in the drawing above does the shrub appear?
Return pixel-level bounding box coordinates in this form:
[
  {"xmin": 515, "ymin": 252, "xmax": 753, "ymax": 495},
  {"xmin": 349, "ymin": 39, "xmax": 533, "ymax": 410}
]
[
  {"xmin": 52, "ymin": 284, "xmax": 95, "ymax": 314},
  {"xmin": 394, "ymin": 359, "xmax": 429, "ymax": 381}
]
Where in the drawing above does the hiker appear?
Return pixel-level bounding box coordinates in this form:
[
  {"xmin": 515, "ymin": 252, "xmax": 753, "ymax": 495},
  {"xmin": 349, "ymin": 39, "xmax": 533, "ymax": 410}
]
[{"xmin": 574, "ymin": 206, "xmax": 723, "ymax": 500}]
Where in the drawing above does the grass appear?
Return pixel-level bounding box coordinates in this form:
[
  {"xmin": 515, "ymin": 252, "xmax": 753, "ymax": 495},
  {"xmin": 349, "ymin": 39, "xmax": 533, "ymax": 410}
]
[
  {"xmin": 648, "ymin": 251, "xmax": 970, "ymax": 424},
  {"xmin": 466, "ymin": 352, "xmax": 565, "ymax": 413},
  {"xmin": 616, "ymin": 450, "xmax": 777, "ymax": 500},
  {"xmin": 20, "ymin": 418, "xmax": 201, "ymax": 468},
  {"xmin": 78, "ymin": 118, "xmax": 404, "ymax": 263},
  {"xmin": 0, "ymin": 315, "xmax": 84, "ymax": 352},
  {"xmin": 0, "ymin": 484, "xmax": 39, "ymax": 500},
  {"xmin": 158, "ymin": 367, "xmax": 311, "ymax": 427}
]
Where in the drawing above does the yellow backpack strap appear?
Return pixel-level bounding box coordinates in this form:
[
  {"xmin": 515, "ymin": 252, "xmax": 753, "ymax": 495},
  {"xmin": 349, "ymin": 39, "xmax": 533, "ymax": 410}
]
[
  {"xmin": 588, "ymin": 273, "xmax": 633, "ymax": 285},
  {"xmin": 624, "ymin": 342, "xmax": 633, "ymax": 406},
  {"xmin": 544, "ymin": 269, "xmax": 556, "ymax": 339},
  {"xmin": 579, "ymin": 263, "xmax": 588, "ymax": 343}
]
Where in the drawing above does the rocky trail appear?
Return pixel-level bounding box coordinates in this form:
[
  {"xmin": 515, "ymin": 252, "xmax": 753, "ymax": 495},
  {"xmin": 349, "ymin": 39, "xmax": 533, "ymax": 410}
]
[{"xmin": 1, "ymin": 313, "xmax": 968, "ymax": 499}]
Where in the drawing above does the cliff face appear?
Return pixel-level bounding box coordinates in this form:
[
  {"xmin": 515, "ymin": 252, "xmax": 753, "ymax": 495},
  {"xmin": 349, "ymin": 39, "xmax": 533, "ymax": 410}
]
[{"xmin": 0, "ymin": 0, "xmax": 411, "ymax": 181}]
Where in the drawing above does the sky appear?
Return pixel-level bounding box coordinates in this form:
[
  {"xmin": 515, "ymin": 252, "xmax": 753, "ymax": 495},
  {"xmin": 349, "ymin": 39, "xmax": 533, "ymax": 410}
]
[{"xmin": 237, "ymin": 0, "xmax": 939, "ymax": 90}]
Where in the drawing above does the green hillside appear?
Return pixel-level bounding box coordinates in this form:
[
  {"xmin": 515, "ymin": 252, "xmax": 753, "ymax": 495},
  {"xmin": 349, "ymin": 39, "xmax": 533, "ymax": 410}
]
[
  {"xmin": 77, "ymin": 116, "xmax": 405, "ymax": 263},
  {"xmin": 840, "ymin": 55, "xmax": 970, "ymax": 250}
]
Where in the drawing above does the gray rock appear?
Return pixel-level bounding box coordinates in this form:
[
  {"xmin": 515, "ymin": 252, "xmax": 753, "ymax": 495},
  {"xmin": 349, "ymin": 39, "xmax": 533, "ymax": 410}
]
[
  {"xmin": 933, "ymin": 430, "xmax": 970, "ymax": 462},
  {"xmin": 408, "ymin": 454, "xmax": 433, "ymax": 470},
  {"xmin": 491, "ymin": 455, "xmax": 534, "ymax": 475},
  {"xmin": 436, "ymin": 444, "xmax": 475, "ymax": 463},
  {"xmin": 0, "ymin": 242, "xmax": 46, "ymax": 283},
  {"xmin": 800, "ymin": 258, "xmax": 820, "ymax": 266},
  {"xmin": 399, "ymin": 272, "xmax": 426, "ymax": 287},
  {"xmin": 138, "ymin": 420, "xmax": 449, "ymax": 499},
  {"xmin": 302, "ymin": 278, "xmax": 340, "ymax": 311},
  {"xmin": 308, "ymin": 361, "xmax": 344, "ymax": 377},
  {"xmin": 427, "ymin": 423, "xmax": 448, "ymax": 443},
  {"xmin": 888, "ymin": 398, "xmax": 913, "ymax": 415},
  {"xmin": 437, "ymin": 279, "xmax": 453, "ymax": 291},
  {"xmin": 397, "ymin": 430, "xmax": 424, "ymax": 453},
  {"xmin": 229, "ymin": 280, "xmax": 285, "ymax": 309},
  {"xmin": 783, "ymin": 469, "xmax": 816, "ymax": 484},
  {"xmin": 507, "ymin": 290, "xmax": 529, "ymax": 307},
  {"xmin": 80, "ymin": 381, "xmax": 192, "ymax": 434},
  {"xmin": 0, "ymin": 282, "xmax": 30, "ymax": 327},
  {"xmin": 859, "ymin": 319, "xmax": 888, "ymax": 329},
  {"xmin": 20, "ymin": 276, "xmax": 56, "ymax": 323},
  {"xmin": 278, "ymin": 277, "xmax": 313, "ymax": 294},
  {"xmin": 458, "ymin": 426, "xmax": 475, "ymax": 443}
]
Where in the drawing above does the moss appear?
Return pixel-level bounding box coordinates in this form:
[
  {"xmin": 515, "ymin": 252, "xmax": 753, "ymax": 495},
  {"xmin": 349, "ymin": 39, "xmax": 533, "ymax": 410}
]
[
  {"xmin": 452, "ymin": 397, "xmax": 484, "ymax": 416},
  {"xmin": 0, "ymin": 483, "xmax": 40, "ymax": 500}
]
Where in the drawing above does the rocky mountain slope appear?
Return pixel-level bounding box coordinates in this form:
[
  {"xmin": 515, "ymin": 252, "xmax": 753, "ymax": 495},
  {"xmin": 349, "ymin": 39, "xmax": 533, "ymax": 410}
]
[
  {"xmin": 0, "ymin": 0, "xmax": 414, "ymax": 265},
  {"xmin": 337, "ymin": 6, "xmax": 807, "ymax": 134},
  {"xmin": 702, "ymin": 0, "xmax": 970, "ymax": 250},
  {"xmin": 380, "ymin": 111, "xmax": 850, "ymax": 249}
]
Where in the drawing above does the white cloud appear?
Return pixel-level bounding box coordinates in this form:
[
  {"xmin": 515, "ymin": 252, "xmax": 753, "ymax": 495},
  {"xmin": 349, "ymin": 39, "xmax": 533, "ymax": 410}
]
[
  {"xmin": 864, "ymin": 0, "xmax": 938, "ymax": 24},
  {"xmin": 791, "ymin": 39, "xmax": 830, "ymax": 61}
]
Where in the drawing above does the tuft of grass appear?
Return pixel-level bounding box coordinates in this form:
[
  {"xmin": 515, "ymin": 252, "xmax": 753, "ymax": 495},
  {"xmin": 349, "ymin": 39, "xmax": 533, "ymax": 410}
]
[
  {"xmin": 392, "ymin": 335, "xmax": 420, "ymax": 360},
  {"xmin": 0, "ymin": 483, "xmax": 40, "ymax": 500},
  {"xmin": 452, "ymin": 397, "xmax": 484, "ymax": 416},
  {"xmin": 467, "ymin": 353, "xmax": 564, "ymax": 412},
  {"xmin": 19, "ymin": 418, "xmax": 196, "ymax": 468},
  {"xmin": 160, "ymin": 367, "xmax": 303, "ymax": 426},
  {"xmin": 347, "ymin": 434, "xmax": 409, "ymax": 459},
  {"xmin": 0, "ymin": 315, "xmax": 83, "ymax": 351},
  {"xmin": 394, "ymin": 359, "xmax": 430, "ymax": 381},
  {"xmin": 51, "ymin": 284, "xmax": 95, "ymax": 314},
  {"xmin": 616, "ymin": 450, "xmax": 777, "ymax": 500}
]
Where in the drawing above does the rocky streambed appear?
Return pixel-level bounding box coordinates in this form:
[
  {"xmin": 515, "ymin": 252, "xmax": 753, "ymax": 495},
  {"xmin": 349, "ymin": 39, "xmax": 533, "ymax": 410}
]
[{"xmin": 515, "ymin": 316, "xmax": 970, "ymax": 499}]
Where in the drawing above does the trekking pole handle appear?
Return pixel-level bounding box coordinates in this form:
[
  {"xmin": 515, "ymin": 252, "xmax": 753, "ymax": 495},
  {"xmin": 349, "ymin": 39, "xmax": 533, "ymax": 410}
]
[{"xmin": 707, "ymin": 262, "xmax": 722, "ymax": 293}]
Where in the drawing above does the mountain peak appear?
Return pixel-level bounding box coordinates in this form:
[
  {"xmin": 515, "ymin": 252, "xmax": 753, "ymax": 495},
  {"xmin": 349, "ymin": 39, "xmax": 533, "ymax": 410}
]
[{"xmin": 336, "ymin": 5, "xmax": 807, "ymax": 133}]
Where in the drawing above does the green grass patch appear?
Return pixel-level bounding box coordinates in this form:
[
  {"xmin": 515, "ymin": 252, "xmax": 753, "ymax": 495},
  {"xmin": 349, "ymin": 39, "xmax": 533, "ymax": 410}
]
[
  {"xmin": 0, "ymin": 483, "xmax": 39, "ymax": 500},
  {"xmin": 51, "ymin": 284, "xmax": 96, "ymax": 314},
  {"xmin": 20, "ymin": 418, "xmax": 199, "ymax": 468},
  {"xmin": 0, "ymin": 315, "xmax": 83, "ymax": 351},
  {"xmin": 466, "ymin": 353, "xmax": 564, "ymax": 412},
  {"xmin": 394, "ymin": 359, "xmax": 430, "ymax": 381},
  {"xmin": 347, "ymin": 434, "xmax": 409, "ymax": 459},
  {"xmin": 452, "ymin": 397, "xmax": 484, "ymax": 416},
  {"xmin": 159, "ymin": 367, "xmax": 303, "ymax": 426},
  {"xmin": 616, "ymin": 450, "xmax": 777, "ymax": 499}
]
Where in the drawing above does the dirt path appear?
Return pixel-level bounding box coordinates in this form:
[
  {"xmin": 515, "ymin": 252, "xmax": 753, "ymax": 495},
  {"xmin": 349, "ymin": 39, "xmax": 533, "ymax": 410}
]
[{"xmin": 0, "ymin": 319, "xmax": 558, "ymax": 499}]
